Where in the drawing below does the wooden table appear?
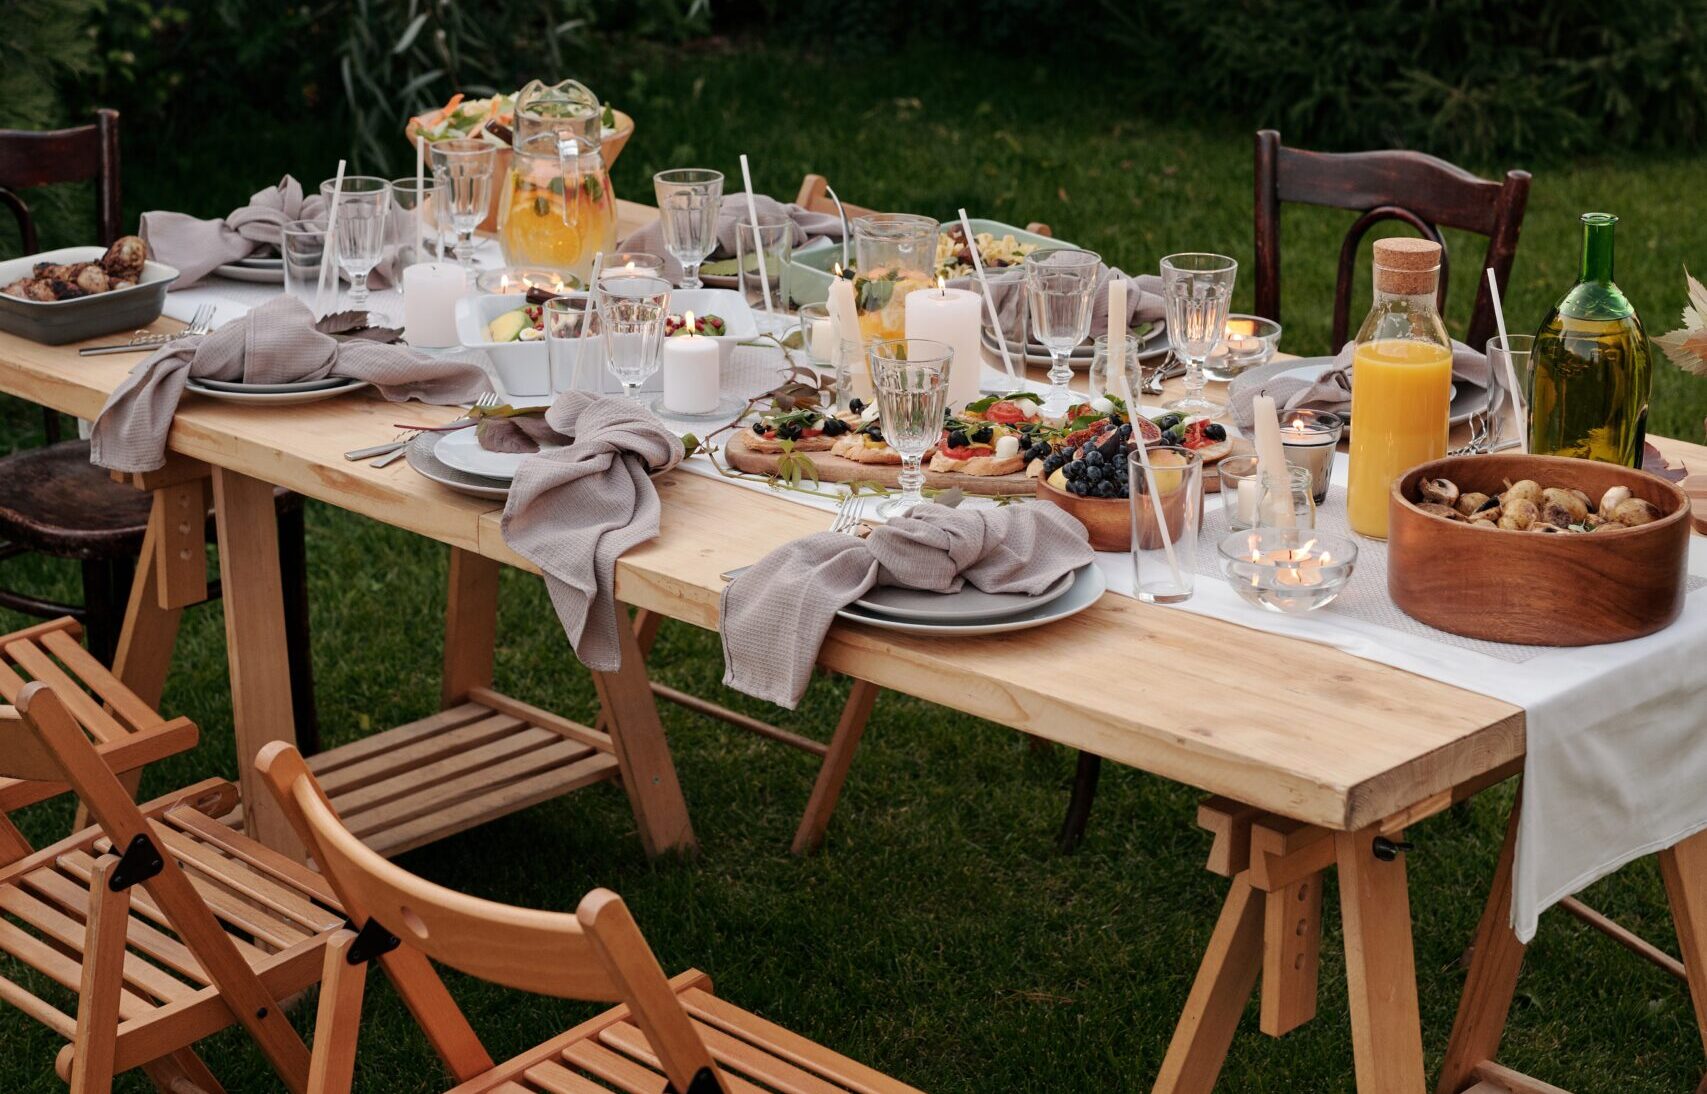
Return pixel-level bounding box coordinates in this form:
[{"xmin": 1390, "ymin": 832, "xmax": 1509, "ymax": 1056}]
[{"xmin": 3, "ymin": 199, "xmax": 1704, "ymax": 1091}]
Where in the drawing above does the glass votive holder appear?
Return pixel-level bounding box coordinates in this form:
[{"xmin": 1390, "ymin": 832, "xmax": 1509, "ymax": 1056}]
[
  {"xmin": 1128, "ymin": 445, "xmax": 1203, "ymax": 604},
  {"xmin": 1218, "ymin": 527, "xmax": 1358, "ymax": 614},
  {"xmin": 797, "ymin": 302, "xmax": 834, "ymax": 365},
  {"xmin": 1217, "ymin": 454, "xmax": 1261, "ymax": 531},
  {"xmin": 1088, "ymin": 333, "xmax": 1144, "ymax": 404},
  {"xmin": 1260, "ymin": 466, "xmax": 1316, "ymax": 529},
  {"xmin": 1277, "ymin": 408, "xmax": 1342, "ymax": 504},
  {"xmin": 1205, "ymin": 314, "xmax": 1283, "ymax": 382},
  {"xmin": 476, "ymin": 266, "xmax": 581, "ymax": 295},
  {"xmin": 831, "ymin": 334, "xmax": 870, "ymax": 413},
  {"xmin": 601, "ymin": 252, "xmax": 667, "ymax": 281}
]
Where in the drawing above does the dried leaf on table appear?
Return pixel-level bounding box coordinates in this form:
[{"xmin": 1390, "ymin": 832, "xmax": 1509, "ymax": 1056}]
[
  {"xmin": 1657, "ymin": 268, "xmax": 1707, "ymax": 377},
  {"xmin": 475, "ymin": 409, "xmax": 567, "ymax": 453},
  {"xmin": 1641, "ymin": 442, "xmax": 1688, "ymax": 483},
  {"xmin": 314, "ymin": 310, "xmax": 371, "ymax": 335},
  {"xmin": 338, "ymin": 325, "xmax": 405, "ymax": 344}
]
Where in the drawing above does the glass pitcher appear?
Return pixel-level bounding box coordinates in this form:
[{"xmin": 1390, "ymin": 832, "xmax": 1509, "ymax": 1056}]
[
  {"xmin": 497, "ymin": 129, "xmax": 616, "ymax": 286},
  {"xmin": 514, "ymin": 78, "xmax": 602, "ymax": 146},
  {"xmin": 851, "ymin": 213, "xmax": 938, "ymax": 342}
]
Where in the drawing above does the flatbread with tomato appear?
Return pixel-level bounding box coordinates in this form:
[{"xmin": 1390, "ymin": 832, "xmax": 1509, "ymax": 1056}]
[{"xmin": 744, "ymin": 408, "xmax": 853, "ymax": 453}]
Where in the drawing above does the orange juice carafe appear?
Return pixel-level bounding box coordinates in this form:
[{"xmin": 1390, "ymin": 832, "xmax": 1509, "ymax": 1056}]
[
  {"xmin": 1345, "ymin": 237, "xmax": 1453, "ymax": 539},
  {"xmin": 497, "ymin": 129, "xmax": 616, "ymax": 287}
]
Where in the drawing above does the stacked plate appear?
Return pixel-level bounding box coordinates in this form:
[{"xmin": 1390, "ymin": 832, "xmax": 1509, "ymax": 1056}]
[
  {"xmin": 834, "ymin": 563, "xmax": 1106, "ymax": 636},
  {"xmin": 981, "ymin": 317, "xmax": 1169, "ymax": 372},
  {"xmin": 405, "ymin": 426, "xmax": 521, "ymax": 500},
  {"xmin": 214, "ymin": 253, "xmax": 285, "ymax": 284},
  {"xmin": 185, "ymin": 375, "xmax": 366, "ymax": 405}
]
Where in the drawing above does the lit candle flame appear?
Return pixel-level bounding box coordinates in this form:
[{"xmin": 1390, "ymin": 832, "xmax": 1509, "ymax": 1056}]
[
  {"xmin": 683, "ymin": 310, "xmax": 696, "ymax": 337},
  {"xmin": 498, "ymin": 274, "xmax": 511, "ymax": 292},
  {"xmin": 624, "ymin": 261, "xmax": 636, "ymax": 273},
  {"xmin": 938, "ymin": 273, "xmax": 947, "ymax": 296}
]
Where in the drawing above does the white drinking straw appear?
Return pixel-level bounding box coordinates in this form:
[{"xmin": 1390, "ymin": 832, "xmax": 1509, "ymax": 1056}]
[
  {"xmin": 575, "ymin": 251, "xmax": 605, "ymax": 391},
  {"xmin": 1487, "ymin": 266, "xmax": 1526, "ymax": 453},
  {"xmin": 414, "ymin": 137, "xmax": 426, "ymax": 266},
  {"xmin": 316, "ymin": 158, "xmax": 347, "ymax": 316},
  {"xmin": 958, "ymin": 207, "xmax": 1018, "ymax": 387},
  {"xmin": 738, "ymin": 154, "xmax": 774, "ymax": 317},
  {"xmin": 1120, "ymin": 364, "xmax": 1184, "ymax": 589}
]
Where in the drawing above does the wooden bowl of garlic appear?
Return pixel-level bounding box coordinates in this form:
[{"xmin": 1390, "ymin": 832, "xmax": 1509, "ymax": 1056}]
[{"xmin": 1388, "ymin": 453, "xmax": 1691, "ymax": 645}]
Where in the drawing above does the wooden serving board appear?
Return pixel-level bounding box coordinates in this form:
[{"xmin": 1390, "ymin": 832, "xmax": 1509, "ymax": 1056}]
[{"xmin": 723, "ymin": 429, "xmax": 1037, "ymax": 496}]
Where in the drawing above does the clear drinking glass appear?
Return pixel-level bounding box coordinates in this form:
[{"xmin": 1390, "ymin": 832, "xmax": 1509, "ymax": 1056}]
[
  {"xmin": 429, "ymin": 139, "xmax": 497, "ymax": 274},
  {"xmin": 546, "ymin": 296, "xmax": 599, "ymax": 393},
  {"xmin": 1260, "ymin": 466, "xmax": 1317, "ymax": 529},
  {"xmin": 1129, "ymin": 444, "xmax": 1203, "ymax": 604},
  {"xmin": 1025, "ymin": 248, "xmax": 1102, "ymax": 417},
  {"xmin": 598, "ymin": 275, "xmax": 671, "ymax": 401},
  {"xmin": 388, "ymin": 177, "xmax": 437, "ymax": 269},
  {"xmin": 318, "ymin": 176, "xmax": 391, "ymax": 316},
  {"xmin": 869, "ymin": 339, "xmax": 952, "ymax": 519},
  {"xmin": 1485, "ymin": 333, "xmax": 1534, "ymax": 452},
  {"xmin": 1217, "ymin": 454, "xmax": 1261, "ymax": 532},
  {"xmin": 1161, "ymin": 252, "xmax": 1238, "ymax": 415},
  {"xmin": 976, "ymin": 264, "xmax": 1029, "ymax": 394},
  {"xmin": 281, "ymin": 220, "xmax": 328, "ymax": 314},
  {"xmin": 832, "ymin": 335, "xmax": 870, "ymax": 413},
  {"xmin": 736, "ymin": 213, "xmax": 793, "ymax": 328},
  {"xmin": 653, "ymin": 169, "xmax": 724, "ymax": 290},
  {"xmin": 1089, "ymin": 333, "xmax": 1144, "ymax": 403}
]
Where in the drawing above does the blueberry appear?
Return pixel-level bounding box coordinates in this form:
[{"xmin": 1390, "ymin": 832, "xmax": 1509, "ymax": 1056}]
[
  {"xmin": 1086, "ymin": 465, "xmax": 1105, "ymax": 483},
  {"xmin": 1085, "ymin": 450, "xmax": 1105, "ymax": 467},
  {"xmin": 1152, "ymin": 413, "xmax": 1182, "ymax": 432},
  {"xmin": 1098, "ymin": 480, "xmax": 1118, "ymax": 498},
  {"xmin": 1070, "ymin": 480, "xmax": 1088, "ymax": 496},
  {"xmin": 1065, "ymin": 461, "xmax": 1085, "ymax": 480},
  {"xmin": 1204, "ymin": 423, "xmax": 1227, "ymax": 442},
  {"xmin": 1117, "ymin": 423, "xmax": 1133, "ymax": 438}
]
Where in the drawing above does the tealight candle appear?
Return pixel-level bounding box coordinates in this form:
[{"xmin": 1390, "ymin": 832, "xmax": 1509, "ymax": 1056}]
[
  {"xmin": 1277, "ymin": 408, "xmax": 1343, "ymax": 505},
  {"xmin": 401, "ymin": 262, "xmax": 464, "ymax": 347},
  {"xmin": 904, "ymin": 276, "xmax": 982, "ymax": 406},
  {"xmin": 475, "ymin": 267, "xmax": 575, "ymax": 295},
  {"xmin": 662, "ymin": 310, "xmax": 720, "ymax": 415},
  {"xmin": 600, "ymin": 252, "xmax": 666, "ymax": 280}
]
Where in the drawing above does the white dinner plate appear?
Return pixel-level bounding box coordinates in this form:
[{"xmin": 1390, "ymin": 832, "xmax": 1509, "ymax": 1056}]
[
  {"xmin": 835, "ymin": 562, "xmax": 1105, "ymax": 637},
  {"xmin": 196, "ymin": 376, "xmax": 347, "ymax": 394},
  {"xmin": 235, "ymin": 255, "xmax": 283, "ymax": 269},
  {"xmin": 1270, "ymin": 358, "xmax": 1476, "ymax": 427},
  {"xmin": 432, "ymin": 424, "xmax": 541, "ymax": 480},
  {"xmin": 213, "ymin": 263, "xmax": 285, "ymax": 284},
  {"xmin": 982, "ymin": 318, "xmax": 1169, "ymax": 371},
  {"xmin": 184, "ymin": 377, "xmax": 366, "ymax": 405},
  {"xmin": 851, "ymin": 567, "xmax": 1077, "ymax": 622},
  {"xmin": 406, "ymin": 432, "xmax": 511, "ymax": 500}
]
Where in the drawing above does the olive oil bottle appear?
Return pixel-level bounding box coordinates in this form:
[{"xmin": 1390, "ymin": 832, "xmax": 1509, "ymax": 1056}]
[{"xmin": 1528, "ymin": 212, "xmax": 1652, "ymax": 466}]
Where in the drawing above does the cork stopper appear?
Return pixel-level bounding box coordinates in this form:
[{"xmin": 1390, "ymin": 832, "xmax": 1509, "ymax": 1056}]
[{"xmin": 1372, "ymin": 237, "xmax": 1441, "ymax": 295}]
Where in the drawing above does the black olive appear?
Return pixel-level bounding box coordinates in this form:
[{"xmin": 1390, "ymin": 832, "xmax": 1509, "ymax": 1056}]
[
  {"xmin": 752, "ymin": 421, "xmax": 766, "ymax": 434},
  {"xmin": 849, "ymin": 397, "xmax": 864, "ymax": 413},
  {"xmin": 867, "ymin": 426, "xmax": 884, "ymax": 444},
  {"xmin": 971, "ymin": 424, "xmax": 994, "ymax": 443},
  {"xmin": 947, "ymin": 430, "xmax": 970, "ymax": 448},
  {"xmin": 1203, "ymin": 423, "xmax": 1227, "ymax": 442}
]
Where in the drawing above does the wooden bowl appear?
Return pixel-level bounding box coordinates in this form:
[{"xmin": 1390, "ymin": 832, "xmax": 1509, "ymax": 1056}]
[
  {"xmin": 1388, "ymin": 454, "xmax": 1691, "ymax": 645},
  {"xmin": 1035, "ymin": 472, "xmax": 1203, "ymax": 552}
]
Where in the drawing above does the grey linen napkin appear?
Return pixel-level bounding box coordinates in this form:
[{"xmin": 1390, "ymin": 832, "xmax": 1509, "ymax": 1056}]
[
  {"xmin": 500, "ymin": 392, "xmax": 685, "ymax": 672},
  {"xmin": 1226, "ymin": 339, "xmax": 1490, "ymax": 433},
  {"xmin": 617, "ymin": 193, "xmax": 845, "ymax": 284},
  {"xmin": 141, "ymin": 176, "xmax": 327, "ymax": 289},
  {"xmin": 720, "ymin": 504, "xmax": 1095, "ymax": 708},
  {"xmin": 950, "ymin": 265, "xmax": 1166, "ymax": 345},
  {"xmin": 89, "ymin": 296, "xmax": 493, "ymax": 473}
]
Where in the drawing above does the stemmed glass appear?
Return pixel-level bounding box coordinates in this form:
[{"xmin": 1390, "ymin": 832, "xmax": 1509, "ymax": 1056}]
[
  {"xmin": 1160, "ymin": 252, "xmax": 1238, "ymax": 415},
  {"xmin": 653, "ymin": 169, "xmax": 723, "ymax": 289},
  {"xmin": 317, "ymin": 176, "xmax": 391, "ymax": 317},
  {"xmin": 429, "ymin": 139, "xmax": 496, "ymax": 275},
  {"xmin": 869, "ymin": 339, "xmax": 952, "ymax": 519},
  {"xmin": 1024, "ymin": 248, "xmax": 1101, "ymax": 417},
  {"xmin": 598, "ymin": 275, "xmax": 672, "ymax": 401}
]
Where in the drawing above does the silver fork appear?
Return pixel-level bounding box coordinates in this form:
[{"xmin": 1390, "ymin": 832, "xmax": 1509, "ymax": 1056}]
[
  {"xmin": 357, "ymin": 390, "xmax": 503, "ymax": 467},
  {"xmin": 829, "ymin": 494, "xmax": 865, "ymax": 535},
  {"xmin": 79, "ymin": 303, "xmax": 216, "ymax": 356}
]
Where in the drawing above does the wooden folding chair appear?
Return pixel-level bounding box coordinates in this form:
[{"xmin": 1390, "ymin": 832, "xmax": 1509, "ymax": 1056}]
[
  {"xmin": 258, "ymin": 741, "xmax": 926, "ymax": 1093},
  {"xmin": 0, "ymin": 674, "xmax": 346, "ymax": 1092}
]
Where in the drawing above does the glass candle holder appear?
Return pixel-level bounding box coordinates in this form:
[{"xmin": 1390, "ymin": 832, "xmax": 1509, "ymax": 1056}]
[
  {"xmin": 476, "ymin": 267, "xmax": 580, "ymax": 295},
  {"xmin": 1218, "ymin": 527, "xmax": 1358, "ymax": 613},
  {"xmin": 1088, "ymin": 333, "xmax": 1144, "ymax": 403},
  {"xmin": 1260, "ymin": 466, "xmax": 1317, "ymax": 529},
  {"xmin": 1277, "ymin": 408, "xmax": 1342, "ymax": 504},
  {"xmin": 601, "ymin": 252, "xmax": 667, "ymax": 281},
  {"xmin": 1217, "ymin": 454, "xmax": 1261, "ymax": 531},
  {"xmin": 1204, "ymin": 314, "xmax": 1282, "ymax": 382}
]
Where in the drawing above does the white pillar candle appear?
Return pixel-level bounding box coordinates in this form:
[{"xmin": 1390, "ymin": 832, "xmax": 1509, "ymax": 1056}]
[
  {"xmin": 826, "ymin": 274, "xmax": 870, "ymax": 403},
  {"xmin": 402, "ymin": 262, "xmax": 464, "ymax": 348},
  {"xmin": 1251, "ymin": 394, "xmax": 1297, "ymax": 529},
  {"xmin": 904, "ymin": 281, "xmax": 982, "ymax": 407},
  {"xmin": 1236, "ymin": 477, "xmax": 1260, "ymax": 526},
  {"xmin": 1107, "ymin": 277, "xmax": 1127, "ymax": 400},
  {"xmin": 808, "ymin": 315, "xmax": 834, "ymax": 361},
  {"xmin": 662, "ymin": 314, "xmax": 720, "ymax": 415}
]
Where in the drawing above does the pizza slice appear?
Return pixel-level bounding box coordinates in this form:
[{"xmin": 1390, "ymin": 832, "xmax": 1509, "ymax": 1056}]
[
  {"xmin": 744, "ymin": 407, "xmax": 853, "ymax": 453},
  {"xmin": 929, "ymin": 416, "xmax": 1031, "ymax": 476}
]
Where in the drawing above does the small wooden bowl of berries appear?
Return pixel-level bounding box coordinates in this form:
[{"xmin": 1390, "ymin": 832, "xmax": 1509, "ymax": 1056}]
[{"xmin": 1031, "ymin": 409, "xmax": 1226, "ymax": 551}]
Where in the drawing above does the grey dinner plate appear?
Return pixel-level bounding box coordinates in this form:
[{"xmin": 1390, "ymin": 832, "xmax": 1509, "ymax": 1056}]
[
  {"xmin": 184, "ymin": 377, "xmax": 366, "ymax": 405},
  {"xmin": 1269, "ymin": 358, "xmax": 1478, "ymax": 428},
  {"xmin": 196, "ymin": 376, "xmax": 348, "ymax": 394},
  {"xmin": 982, "ymin": 319, "xmax": 1169, "ymax": 371},
  {"xmin": 835, "ymin": 562, "xmax": 1105, "ymax": 637},
  {"xmin": 850, "ymin": 567, "xmax": 1076, "ymax": 622},
  {"xmin": 405, "ymin": 432, "xmax": 511, "ymax": 500},
  {"xmin": 213, "ymin": 263, "xmax": 285, "ymax": 284}
]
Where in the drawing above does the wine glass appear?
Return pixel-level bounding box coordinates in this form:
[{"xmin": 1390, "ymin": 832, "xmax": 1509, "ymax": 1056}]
[
  {"xmin": 653, "ymin": 169, "xmax": 723, "ymax": 289},
  {"xmin": 1161, "ymin": 252, "xmax": 1238, "ymax": 415},
  {"xmin": 429, "ymin": 139, "xmax": 496, "ymax": 275},
  {"xmin": 598, "ymin": 275, "xmax": 671, "ymax": 401},
  {"xmin": 1024, "ymin": 248, "xmax": 1101, "ymax": 417},
  {"xmin": 869, "ymin": 339, "xmax": 952, "ymax": 519},
  {"xmin": 317, "ymin": 176, "xmax": 391, "ymax": 317}
]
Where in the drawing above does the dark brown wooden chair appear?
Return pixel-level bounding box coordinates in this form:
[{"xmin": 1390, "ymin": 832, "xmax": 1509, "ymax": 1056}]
[
  {"xmin": 1252, "ymin": 128, "xmax": 1532, "ymax": 352},
  {"xmin": 0, "ymin": 110, "xmax": 319, "ymax": 749}
]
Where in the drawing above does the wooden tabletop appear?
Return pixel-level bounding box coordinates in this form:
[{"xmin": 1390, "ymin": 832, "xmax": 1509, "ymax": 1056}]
[{"xmin": 2, "ymin": 199, "xmax": 1701, "ymax": 834}]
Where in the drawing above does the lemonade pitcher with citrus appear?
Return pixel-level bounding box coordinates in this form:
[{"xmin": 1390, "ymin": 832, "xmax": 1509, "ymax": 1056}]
[
  {"xmin": 498, "ymin": 129, "xmax": 616, "ymax": 286},
  {"xmin": 1345, "ymin": 237, "xmax": 1454, "ymax": 539}
]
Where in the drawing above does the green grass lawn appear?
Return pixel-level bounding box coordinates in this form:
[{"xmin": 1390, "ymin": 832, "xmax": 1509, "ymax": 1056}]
[{"xmin": 3, "ymin": 40, "xmax": 1706, "ymax": 1093}]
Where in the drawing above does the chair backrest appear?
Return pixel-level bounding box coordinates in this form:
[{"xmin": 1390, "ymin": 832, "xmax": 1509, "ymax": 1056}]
[
  {"xmin": 1252, "ymin": 129, "xmax": 1530, "ymax": 351},
  {"xmin": 257, "ymin": 742, "xmax": 726, "ymax": 1092},
  {"xmin": 0, "ymin": 108, "xmax": 122, "ymax": 255}
]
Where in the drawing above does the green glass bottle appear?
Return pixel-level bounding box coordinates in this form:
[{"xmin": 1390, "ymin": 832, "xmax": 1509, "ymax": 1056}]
[{"xmin": 1528, "ymin": 212, "xmax": 1652, "ymax": 466}]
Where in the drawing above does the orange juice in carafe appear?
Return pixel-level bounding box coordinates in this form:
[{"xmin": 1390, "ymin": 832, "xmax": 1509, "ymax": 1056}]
[{"xmin": 1345, "ymin": 237, "xmax": 1453, "ymax": 539}]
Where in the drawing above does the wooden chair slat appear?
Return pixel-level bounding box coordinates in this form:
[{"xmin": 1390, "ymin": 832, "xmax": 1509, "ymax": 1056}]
[
  {"xmin": 0, "ymin": 718, "xmax": 198, "ymax": 814},
  {"xmin": 306, "ymin": 701, "xmax": 492, "ymax": 776},
  {"xmin": 469, "ymin": 686, "xmax": 616, "ymax": 755},
  {"xmin": 21, "ymin": 866, "xmax": 210, "ymax": 985},
  {"xmin": 150, "ymin": 826, "xmax": 341, "ymax": 934},
  {"xmin": 335, "ymin": 726, "xmax": 562, "ymax": 819},
  {"xmin": 602, "ymin": 1019, "xmax": 849, "ymax": 1094},
  {"xmin": 680, "ymin": 987, "xmax": 921, "ymax": 1094},
  {"xmin": 364, "ymin": 751, "xmax": 618, "ymax": 860},
  {"xmin": 561, "ymin": 1040, "xmax": 695, "ymax": 1094},
  {"xmin": 164, "ymin": 806, "xmax": 335, "ymax": 903},
  {"xmin": 523, "ymin": 1058, "xmax": 615, "ymax": 1093},
  {"xmin": 39, "ymin": 629, "xmax": 163, "ymax": 732},
  {"xmin": 315, "ymin": 712, "xmax": 527, "ymax": 797},
  {"xmin": 68, "ymin": 855, "xmax": 131, "ymax": 1091},
  {"xmin": 347, "ymin": 736, "xmax": 594, "ymax": 838},
  {"xmin": 0, "ymin": 915, "xmax": 155, "ymax": 1020},
  {"xmin": 0, "ymin": 657, "xmax": 28, "ymax": 701},
  {"xmin": 0, "ymin": 885, "xmax": 194, "ymax": 1003},
  {"xmin": 4, "ymin": 640, "xmax": 128, "ymax": 743},
  {"xmin": 56, "ymin": 849, "xmax": 274, "ymax": 966},
  {"xmin": 0, "ymin": 968, "xmax": 76, "ymax": 1038},
  {"xmin": 0, "ymin": 779, "xmax": 235, "ymax": 891}
]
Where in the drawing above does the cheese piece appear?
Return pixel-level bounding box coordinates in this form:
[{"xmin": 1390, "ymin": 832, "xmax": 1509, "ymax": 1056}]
[
  {"xmin": 994, "ymin": 434, "xmax": 1020, "ymax": 459},
  {"xmin": 1091, "ymin": 396, "xmax": 1115, "ymax": 414}
]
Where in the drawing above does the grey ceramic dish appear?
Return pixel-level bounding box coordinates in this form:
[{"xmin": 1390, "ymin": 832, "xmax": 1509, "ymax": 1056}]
[{"xmin": 0, "ymin": 246, "xmax": 180, "ymax": 345}]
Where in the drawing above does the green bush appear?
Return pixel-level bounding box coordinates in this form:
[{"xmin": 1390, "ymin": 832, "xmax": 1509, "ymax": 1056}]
[{"xmin": 0, "ymin": 0, "xmax": 102, "ymax": 252}]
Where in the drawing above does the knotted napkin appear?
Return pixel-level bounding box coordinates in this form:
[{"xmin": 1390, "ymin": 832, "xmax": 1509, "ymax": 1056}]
[
  {"xmin": 1226, "ymin": 339, "xmax": 1490, "ymax": 433},
  {"xmin": 500, "ymin": 392, "xmax": 685, "ymax": 672},
  {"xmin": 721, "ymin": 504, "xmax": 1095, "ymax": 708},
  {"xmin": 90, "ymin": 296, "xmax": 493, "ymax": 473},
  {"xmin": 617, "ymin": 193, "xmax": 845, "ymax": 284},
  {"xmin": 951, "ymin": 265, "xmax": 1166, "ymax": 347},
  {"xmin": 141, "ymin": 176, "xmax": 328, "ymax": 289}
]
